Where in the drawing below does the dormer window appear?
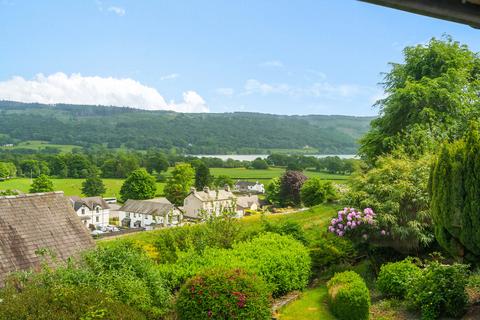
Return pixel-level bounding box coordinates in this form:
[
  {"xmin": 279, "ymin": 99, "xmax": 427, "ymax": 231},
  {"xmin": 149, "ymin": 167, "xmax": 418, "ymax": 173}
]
[
  {"xmin": 81, "ymin": 208, "xmax": 85, "ymax": 215},
  {"xmin": 96, "ymin": 207, "xmax": 100, "ymax": 213}
]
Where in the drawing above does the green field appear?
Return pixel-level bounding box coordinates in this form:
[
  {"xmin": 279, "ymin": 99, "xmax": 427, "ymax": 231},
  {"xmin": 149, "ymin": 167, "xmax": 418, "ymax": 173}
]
[
  {"xmin": 0, "ymin": 140, "xmax": 79, "ymax": 153},
  {"xmin": 208, "ymin": 167, "xmax": 348, "ymax": 182},
  {"xmin": 0, "ymin": 167, "xmax": 347, "ymax": 199},
  {"xmin": 0, "ymin": 178, "xmax": 165, "ymax": 198}
]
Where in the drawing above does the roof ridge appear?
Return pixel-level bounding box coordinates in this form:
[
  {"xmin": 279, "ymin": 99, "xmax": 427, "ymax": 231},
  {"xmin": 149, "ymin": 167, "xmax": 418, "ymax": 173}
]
[{"xmin": 0, "ymin": 191, "xmax": 64, "ymax": 200}]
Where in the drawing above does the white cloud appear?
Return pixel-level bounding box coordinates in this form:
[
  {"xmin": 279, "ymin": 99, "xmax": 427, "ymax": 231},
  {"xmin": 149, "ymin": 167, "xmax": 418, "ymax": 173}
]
[
  {"xmin": 0, "ymin": 72, "xmax": 209, "ymax": 113},
  {"xmin": 215, "ymin": 87, "xmax": 235, "ymax": 96},
  {"xmin": 107, "ymin": 6, "xmax": 126, "ymax": 16},
  {"xmin": 259, "ymin": 60, "xmax": 284, "ymax": 68},
  {"xmin": 244, "ymin": 79, "xmax": 291, "ymax": 95},
  {"xmin": 243, "ymin": 78, "xmax": 378, "ymax": 101},
  {"xmin": 160, "ymin": 73, "xmax": 180, "ymax": 81}
]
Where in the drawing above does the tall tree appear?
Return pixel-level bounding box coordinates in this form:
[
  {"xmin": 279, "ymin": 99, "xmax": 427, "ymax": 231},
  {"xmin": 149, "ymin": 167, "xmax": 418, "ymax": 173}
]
[
  {"xmin": 29, "ymin": 174, "xmax": 54, "ymax": 193},
  {"xmin": 194, "ymin": 162, "xmax": 213, "ymax": 190},
  {"xmin": 120, "ymin": 168, "xmax": 156, "ymax": 201},
  {"xmin": 359, "ymin": 37, "xmax": 480, "ymax": 163},
  {"xmin": 300, "ymin": 178, "xmax": 336, "ymax": 207},
  {"xmin": 430, "ymin": 123, "xmax": 480, "ymax": 260},
  {"xmin": 82, "ymin": 175, "xmax": 106, "ymax": 197},
  {"xmin": 280, "ymin": 170, "xmax": 307, "ymax": 207},
  {"xmin": 164, "ymin": 163, "xmax": 195, "ymax": 206}
]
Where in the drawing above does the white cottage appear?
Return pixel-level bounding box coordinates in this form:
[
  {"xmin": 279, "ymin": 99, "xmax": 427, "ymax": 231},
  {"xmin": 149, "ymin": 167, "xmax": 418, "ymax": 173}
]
[
  {"xmin": 183, "ymin": 186, "xmax": 236, "ymax": 219},
  {"xmin": 118, "ymin": 198, "xmax": 182, "ymax": 229},
  {"xmin": 234, "ymin": 180, "xmax": 265, "ymax": 194},
  {"xmin": 69, "ymin": 196, "xmax": 110, "ymax": 229}
]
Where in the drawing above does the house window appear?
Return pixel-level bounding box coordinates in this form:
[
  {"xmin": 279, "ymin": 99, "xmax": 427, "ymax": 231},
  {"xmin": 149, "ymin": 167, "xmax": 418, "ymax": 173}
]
[
  {"xmin": 96, "ymin": 207, "xmax": 100, "ymax": 213},
  {"xmin": 81, "ymin": 208, "xmax": 85, "ymax": 215},
  {"xmin": 96, "ymin": 216, "xmax": 99, "ymax": 222},
  {"xmin": 126, "ymin": 212, "xmax": 130, "ymax": 218}
]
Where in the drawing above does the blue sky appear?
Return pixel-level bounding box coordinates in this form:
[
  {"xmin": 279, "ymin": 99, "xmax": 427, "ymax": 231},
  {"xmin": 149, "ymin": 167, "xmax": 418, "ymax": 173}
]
[{"xmin": 0, "ymin": 0, "xmax": 478, "ymax": 115}]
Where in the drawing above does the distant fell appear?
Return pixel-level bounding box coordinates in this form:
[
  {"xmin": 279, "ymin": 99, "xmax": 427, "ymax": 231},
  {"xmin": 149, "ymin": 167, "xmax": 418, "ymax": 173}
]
[{"xmin": 0, "ymin": 101, "xmax": 374, "ymax": 154}]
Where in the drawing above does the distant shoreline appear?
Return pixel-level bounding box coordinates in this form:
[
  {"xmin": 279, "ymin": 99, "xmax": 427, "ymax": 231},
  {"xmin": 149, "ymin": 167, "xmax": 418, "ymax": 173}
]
[{"xmin": 189, "ymin": 154, "xmax": 358, "ymax": 161}]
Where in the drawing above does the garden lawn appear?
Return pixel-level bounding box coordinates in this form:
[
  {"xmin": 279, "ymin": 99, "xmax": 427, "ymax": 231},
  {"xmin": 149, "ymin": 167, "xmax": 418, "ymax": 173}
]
[
  {"xmin": 277, "ymin": 285, "xmax": 335, "ymax": 320},
  {"xmin": 0, "ymin": 178, "xmax": 165, "ymax": 198}
]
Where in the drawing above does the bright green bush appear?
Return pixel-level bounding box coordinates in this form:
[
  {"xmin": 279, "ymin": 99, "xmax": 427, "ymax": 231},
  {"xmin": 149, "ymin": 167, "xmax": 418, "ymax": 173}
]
[
  {"xmin": 327, "ymin": 271, "xmax": 370, "ymax": 320},
  {"xmin": 376, "ymin": 259, "xmax": 421, "ymax": 298},
  {"xmin": 0, "ymin": 284, "xmax": 146, "ymax": 320},
  {"xmin": 158, "ymin": 233, "xmax": 311, "ymax": 297},
  {"xmin": 309, "ymin": 233, "xmax": 356, "ymax": 273},
  {"xmin": 176, "ymin": 268, "xmax": 271, "ymax": 320},
  {"xmin": 407, "ymin": 262, "xmax": 468, "ymax": 320},
  {"xmin": 261, "ymin": 219, "xmax": 308, "ymax": 245}
]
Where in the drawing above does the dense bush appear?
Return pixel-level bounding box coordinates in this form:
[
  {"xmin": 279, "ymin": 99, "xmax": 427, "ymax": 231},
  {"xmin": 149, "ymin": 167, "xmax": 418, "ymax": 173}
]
[
  {"xmin": 430, "ymin": 125, "xmax": 480, "ymax": 260},
  {"xmin": 0, "ymin": 283, "xmax": 146, "ymax": 320},
  {"xmin": 327, "ymin": 271, "xmax": 370, "ymax": 320},
  {"xmin": 376, "ymin": 258, "xmax": 421, "ymax": 298},
  {"xmin": 176, "ymin": 268, "xmax": 271, "ymax": 320},
  {"xmin": 261, "ymin": 219, "xmax": 308, "ymax": 245},
  {"xmin": 309, "ymin": 233, "xmax": 356, "ymax": 273},
  {"xmin": 343, "ymin": 155, "xmax": 433, "ymax": 252},
  {"xmin": 407, "ymin": 262, "xmax": 469, "ymax": 320},
  {"xmin": 158, "ymin": 233, "xmax": 311, "ymax": 297},
  {"xmin": 300, "ymin": 177, "xmax": 337, "ymax": 206},
  {"xmin": 32, "ymin": 243, "xmax": 172, "ymax": 318}
]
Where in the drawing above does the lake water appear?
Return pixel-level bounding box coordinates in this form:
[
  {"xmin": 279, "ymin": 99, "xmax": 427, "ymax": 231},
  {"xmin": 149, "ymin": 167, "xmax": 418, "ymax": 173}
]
[{"xmin": 190, "ymin": 154, "xmax": 357, "ymax": 161}]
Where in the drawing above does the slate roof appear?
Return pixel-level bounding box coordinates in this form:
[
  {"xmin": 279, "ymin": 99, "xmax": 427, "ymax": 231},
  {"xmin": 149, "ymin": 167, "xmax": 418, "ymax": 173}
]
[
  {"xmin": 236, "ymin": 195, "xmax": 260, "ymax": 209},
  {"xmin": 119, "ymin": 198, "xmax": 174, "ymax": 216},
  {"xmin": 190, "ymin": 187, "xmax": 235, "ymax": 202},
  {"xmin": 0, "ymin": 192, "xmax": 95, "ymax": 285},
  {"xmin": 235, "ymin": 180, "xmax": 257, "ymax": 188},
  {"xmin": 69, "ymin": 196, "xmax": 110, "ymax": 211}
]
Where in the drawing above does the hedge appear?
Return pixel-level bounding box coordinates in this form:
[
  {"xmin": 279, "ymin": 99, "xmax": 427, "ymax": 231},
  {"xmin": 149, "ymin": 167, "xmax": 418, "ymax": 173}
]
[
  {"xmin": 327, "ymin": 271, "xmax": 370, "ymax": 320},
  {"xmin": 376, "ymin": 259, "xmax": 421, "ymax": 298}
]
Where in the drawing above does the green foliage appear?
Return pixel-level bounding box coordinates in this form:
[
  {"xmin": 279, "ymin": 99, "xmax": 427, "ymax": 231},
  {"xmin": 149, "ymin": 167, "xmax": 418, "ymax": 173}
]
[
  {"xmin": 344, "ymin": 155, "xmax": 433, "ymax": 252},
  {"xmin": 407, "ymin": 262, "xmax": 469, "ymax": 320},
  {"xmin": 280, "ymin": 170, "xmax": 308, "ymax": 207},
  {"xmin": 213, "ymin": 174, "xmax": 234, "ymax": 188},
  {"xmin": 158, "ymin": 233, "xmax": 311, "ymax": 297},
  {"xmin": 309, "ymin": 233, "xmax": 356, "ymax": 273},
  {"xmin": 430, "ymin": 124, "xmax": 480, "ymax": 260},
  {"xmin": 82, "ymin": 175, "xmax": 106, "ymax": 197},
  {"xmin": 300, "ymin": 177, "xmax": 337, "ymax": 206},
  {"xmin": 0, "ymin": 284, "xmax": 146, "ymax": 320},
  {"xmin": 21, "ymin": 159, "xmax": 50, "ymax": 177},
  {"xmin": 265, "ymin": 177, "xmax": 281, "ymax": 206},
  {"xmin": 120, "ymin": 168, "xmax": 156, "ymax": 201},
  {"xmin": 0, "ymin": 101, "xmax": 372, "ymax": 154},
  {"xmin": 0, "ymin": 161, "xmax": 16, "ymax": 178},
  {"xmin": 176, "ymin": 268, "xmax": 271, "ymax": 320},
  {"xmin": 194, "ymin": 162, "xmax": 212, "ymax": 190},
  {"xmin": 29, "ymin": 174, "xmax": 54, "ymax": 193},
  {"xmin": 251, "ymin": 157, "xmax": 269, "ymax": 170},
  {"xmin": 261, "ymin": 218, "xmax": 308, "ymax": 244},
  {"xmin": 376, "ymin": 259, "xmax": 421, "ymax": 298},
  {"xmin": 327, "ymin": 271, "xmax": 370, "ymax": 320},
  {"xmin": 360, "ymin": 37, "xmax": 480, "ymax": 163},
  {"xmin": 164, "ymin": 163, "xmax": 195, "ymax": 206}
]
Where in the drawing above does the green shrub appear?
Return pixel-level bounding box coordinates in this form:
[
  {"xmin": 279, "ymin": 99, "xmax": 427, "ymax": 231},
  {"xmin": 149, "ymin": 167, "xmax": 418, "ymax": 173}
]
[
  {"xmin": 327, "ymin": 271, "xmax": 370, "ymax": 320},
  {"xmin": 261, "ymin": 219, "xmax": 308, "ymax": 245},
  {"xmin": 376, "ymin": 259, "xmax": 421, "ymax": 298},
  {"xmin": 310, "ymin": 233, "xmax": 356, "ymax": 273},
  {"xmin": 407, "ymin": 262, "xmax": 468, "ymax": 320},
  {"xmin": 176, "ymin": 268, "xmax": 271, "ymax": 320},
  {"xmin": 158, "ymin": 233, "xmax": 311, "ymax": 297},
  {"xmin": 0, "ymin": 284, "xmax": 146, "ymax": 320}
]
